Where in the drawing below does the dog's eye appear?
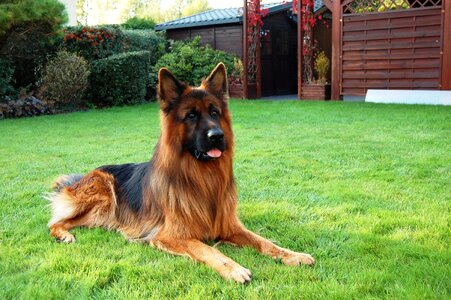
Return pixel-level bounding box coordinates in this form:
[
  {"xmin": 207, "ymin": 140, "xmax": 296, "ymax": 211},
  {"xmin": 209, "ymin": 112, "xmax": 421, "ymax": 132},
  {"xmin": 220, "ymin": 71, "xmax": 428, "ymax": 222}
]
[
  {"xmin": 186, "ymin": 112, "xmax": 198, "ymax": 120},
  {"xmin": 211, "ymin": 110, "xmax": 219, "ymax": 119}
]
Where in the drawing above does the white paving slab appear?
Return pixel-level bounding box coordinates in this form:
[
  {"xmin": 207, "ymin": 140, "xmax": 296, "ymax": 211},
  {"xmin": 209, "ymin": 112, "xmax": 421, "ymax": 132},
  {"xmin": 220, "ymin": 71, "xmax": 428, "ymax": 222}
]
[{"xmin": 365, "ymin": 90, "xmax": 451, "ymax": 106}]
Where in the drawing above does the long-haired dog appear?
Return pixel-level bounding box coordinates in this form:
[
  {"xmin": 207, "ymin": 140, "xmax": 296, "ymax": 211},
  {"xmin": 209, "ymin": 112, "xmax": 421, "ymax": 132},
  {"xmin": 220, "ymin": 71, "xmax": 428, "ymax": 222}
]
[{"xmin": 47, "ymin": 63, "xmax": 314, "ymax": 283}]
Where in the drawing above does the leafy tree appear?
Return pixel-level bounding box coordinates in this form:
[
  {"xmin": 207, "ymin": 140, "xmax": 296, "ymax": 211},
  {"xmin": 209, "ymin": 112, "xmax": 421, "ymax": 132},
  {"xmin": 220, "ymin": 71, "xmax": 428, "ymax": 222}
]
[
  {"xmin": 0, "ymin": 0, "xmax": 67, "ymax": 46},
  {"xmin": 182, "ymin": 0, "xmax": 210, "ymax": 18},
  {"xmin": 75, "ymin": 0, "xmax": 210, "ymax": 25},
  {"xmin": 124, "ymin": 0, "xmax": 164, "ymax": 23},
  {"xmin": 162, "ymin": 0, "xmax": 210, "ymax": 22},
  {"xmin": 0, "ymin": 0, "xmax": 67, "ymax": 89},
  {"xmin": 76, "ymin": 0, "xmax": 123, "ymax": 25}
]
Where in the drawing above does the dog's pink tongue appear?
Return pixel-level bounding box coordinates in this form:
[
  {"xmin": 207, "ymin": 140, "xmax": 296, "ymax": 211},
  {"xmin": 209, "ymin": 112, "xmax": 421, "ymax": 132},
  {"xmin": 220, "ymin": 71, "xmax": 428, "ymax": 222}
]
[{"xmin": 207, "ymin": 149, "xmax": 222, "ymax": 158}]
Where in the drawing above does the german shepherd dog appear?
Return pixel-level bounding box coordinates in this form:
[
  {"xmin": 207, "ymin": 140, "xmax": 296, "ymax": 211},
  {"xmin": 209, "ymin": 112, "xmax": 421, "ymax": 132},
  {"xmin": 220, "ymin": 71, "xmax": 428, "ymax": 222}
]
[{"xmin": 47, "ymin": 63, "xmax": 314, "ymax": 283}]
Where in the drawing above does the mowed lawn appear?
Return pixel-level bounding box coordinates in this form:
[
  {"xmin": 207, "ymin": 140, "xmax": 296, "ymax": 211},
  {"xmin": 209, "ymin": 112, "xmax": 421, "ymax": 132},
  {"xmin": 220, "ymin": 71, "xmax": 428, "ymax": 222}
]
[{"xmin": 0, "ymin": 100, "xmax": 449, "ymax": 299}]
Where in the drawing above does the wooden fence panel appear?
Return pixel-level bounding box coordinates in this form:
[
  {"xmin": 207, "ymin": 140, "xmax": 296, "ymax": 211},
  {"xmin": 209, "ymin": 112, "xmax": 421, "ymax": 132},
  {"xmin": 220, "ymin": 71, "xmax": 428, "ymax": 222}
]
[{"xmin": 340, "ymin": 6, "xmax": 443, "ymax": 96}]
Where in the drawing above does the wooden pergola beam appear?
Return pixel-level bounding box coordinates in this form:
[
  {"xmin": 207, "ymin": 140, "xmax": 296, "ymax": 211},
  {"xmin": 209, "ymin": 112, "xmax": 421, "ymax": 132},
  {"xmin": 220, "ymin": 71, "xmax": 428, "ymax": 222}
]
[
  {"xmin": 256, "ymin": 1, "xmax": 261, "ymax": 98},
  {"xmin": 322, "ymin": 0, "xmax": 333, "ymax": 11},
  {"xmin": 297, "ymin": 0, "xmax": 302, "ymax": 99},
  {"xmin": 441, "ymin": 0, "xmax": 451, "ymax": 90},
  {"xmin": 242, "ymin": 0, "xmax": 262, "ymax": 99},
  {"xmin": 331, "ymin": 0, "xmax": 341, "ymax": 100},
  {"xmin": 243, "ymin": 0, "xmax": 249, "ymax": 99}
]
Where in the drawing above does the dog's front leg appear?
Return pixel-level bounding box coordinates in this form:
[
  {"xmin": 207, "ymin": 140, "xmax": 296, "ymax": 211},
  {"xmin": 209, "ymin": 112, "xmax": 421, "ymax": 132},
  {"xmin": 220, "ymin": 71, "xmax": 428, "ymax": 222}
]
[
  {"xmin": 151, "ymin": 238, "xmax": 252, "ymax": 283},
  {"xmin": 224, "ymin": 228, "xmax": 315, "ymax": 266}
]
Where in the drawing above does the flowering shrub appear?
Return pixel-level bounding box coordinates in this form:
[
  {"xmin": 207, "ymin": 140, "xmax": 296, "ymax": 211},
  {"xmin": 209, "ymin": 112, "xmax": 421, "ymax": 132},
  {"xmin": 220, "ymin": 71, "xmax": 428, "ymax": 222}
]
[{"xmin": 62, "ymin": 25, "xmax": 125, "ymax": 61}]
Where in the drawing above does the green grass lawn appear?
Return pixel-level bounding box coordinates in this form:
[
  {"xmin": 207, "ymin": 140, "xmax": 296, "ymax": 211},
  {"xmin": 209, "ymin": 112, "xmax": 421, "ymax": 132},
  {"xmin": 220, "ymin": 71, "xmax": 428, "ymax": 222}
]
[{"xmin": 0, "ymin": 100, "xmax": 450, "ymax": 299}]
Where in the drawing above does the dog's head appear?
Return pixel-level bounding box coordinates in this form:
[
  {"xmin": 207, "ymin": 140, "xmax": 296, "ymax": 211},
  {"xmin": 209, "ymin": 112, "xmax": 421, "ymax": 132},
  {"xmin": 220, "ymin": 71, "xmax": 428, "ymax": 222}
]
[{"xmin": 157, "ymin": 63, "xmax": 233, "ymax": 161}]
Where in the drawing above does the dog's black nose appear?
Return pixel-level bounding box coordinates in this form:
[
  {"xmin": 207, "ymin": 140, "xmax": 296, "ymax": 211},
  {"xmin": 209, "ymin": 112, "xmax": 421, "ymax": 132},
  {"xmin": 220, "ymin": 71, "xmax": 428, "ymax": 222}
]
[{"xmin": 207, "ymin": 128, "xmax": 224, "ymax": 144}]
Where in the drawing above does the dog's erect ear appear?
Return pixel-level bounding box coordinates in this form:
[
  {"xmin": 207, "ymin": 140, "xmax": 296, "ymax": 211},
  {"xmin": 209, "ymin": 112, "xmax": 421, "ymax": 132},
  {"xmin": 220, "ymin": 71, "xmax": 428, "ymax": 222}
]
[
  {"xmin": 158, "ymin": 68, "xmax": 187, "ymax": 112},
  {"xmin": 204, "ymin": 63, "xmax": 228, "ymax": 98}
]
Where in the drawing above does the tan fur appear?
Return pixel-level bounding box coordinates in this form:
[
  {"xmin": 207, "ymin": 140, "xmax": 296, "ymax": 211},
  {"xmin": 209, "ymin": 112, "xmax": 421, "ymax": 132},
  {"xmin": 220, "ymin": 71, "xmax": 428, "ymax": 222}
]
[{"xmin": 47, "ymin": 63, "xmax": 314, "ymax": 283}]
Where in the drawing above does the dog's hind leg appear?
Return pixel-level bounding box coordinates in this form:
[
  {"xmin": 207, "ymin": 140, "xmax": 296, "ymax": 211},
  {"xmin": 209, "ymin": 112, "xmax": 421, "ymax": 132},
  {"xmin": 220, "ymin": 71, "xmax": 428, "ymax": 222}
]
[
  {"xmin": 49, "ymin": 214, "xmax": 91, "ymax": 243},
  {"xmin": 47, "ymin": 170, "xmax": 116, "ymax": 243}
]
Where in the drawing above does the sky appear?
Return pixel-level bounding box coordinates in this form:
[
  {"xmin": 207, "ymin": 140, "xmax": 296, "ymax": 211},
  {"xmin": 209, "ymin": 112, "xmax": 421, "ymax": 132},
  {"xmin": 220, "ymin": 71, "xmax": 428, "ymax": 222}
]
[
  {"xmin": 209, "ymin": 0, "xmax": 280, "ymax": 8},
  {"xmin": 207, "ymin": 0, "xmax": 245, "ymax": 8},
  {"xmin": 71, "ymin": 0, "xmax": 284, "ymax": 26}
]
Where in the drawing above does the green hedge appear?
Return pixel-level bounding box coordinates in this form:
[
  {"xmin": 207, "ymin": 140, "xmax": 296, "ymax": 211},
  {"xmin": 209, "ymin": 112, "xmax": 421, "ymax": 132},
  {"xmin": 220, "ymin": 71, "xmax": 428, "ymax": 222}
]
[
  {"xmin": 90, "ymin": 51, "xmax": 150, "ymax": 106},
  {"xmin": 123, "ymin": 30, "xmax": 166, "ymax": 65},
  {"xmin": 121, "ymin": 17, "xmax": 156, "ymax": 30},
  {"xmin": 155, "ymin": 37, "xmax": 236, "ymax": 86},
  {"xmin": 123, "ymin": 30, "xmax": 167, "ymax": 98}
]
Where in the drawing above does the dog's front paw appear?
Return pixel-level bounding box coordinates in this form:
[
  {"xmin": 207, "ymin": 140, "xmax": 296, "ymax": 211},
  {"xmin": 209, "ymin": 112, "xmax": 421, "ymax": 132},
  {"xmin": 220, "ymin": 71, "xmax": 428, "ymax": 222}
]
[
  {"xmin": 218, "ymin": 261, "xmax": 252, "ymax": 284},
  {"xmin": 55, "ymin": 232, "xmax": 76, "ymax": 243},
  {"xmin": 282, "ymin": 251, "xmax": 315, "ymax": 266}
]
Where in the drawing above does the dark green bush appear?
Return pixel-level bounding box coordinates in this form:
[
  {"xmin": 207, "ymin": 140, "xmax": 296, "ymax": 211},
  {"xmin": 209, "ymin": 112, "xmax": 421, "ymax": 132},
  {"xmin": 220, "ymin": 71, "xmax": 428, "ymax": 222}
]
[
  {"xmin": 91, "ymin": 51, "xmax": 150, "ymax": 106},
  {"xmin": 155, "ymin": 37, "xmax": 236, "ymax": 86},
  {"xmin": 123, "ymin": 30, "xmax": 166, "ymax": 65},
  {"xmin": 123, "ymin": 30, "xmax": 167, "ymax": 99},
  {"xmin": 42, "ymin": 50, "xmax": 90, "ymax": 107},
  {"xmin": 0, "ymin": 58, "xmax": 15, "ymax": 98},
  {"xmin": 62, "ymin": 25, "xmax": 126, "ymax": 61},
  {"xmin": 122, "ymin": 17, "xmax": 156, "ymax": 30},
  {"xmin": 0, "ymin": 0, "xmax": 67, "ymax": 89}
]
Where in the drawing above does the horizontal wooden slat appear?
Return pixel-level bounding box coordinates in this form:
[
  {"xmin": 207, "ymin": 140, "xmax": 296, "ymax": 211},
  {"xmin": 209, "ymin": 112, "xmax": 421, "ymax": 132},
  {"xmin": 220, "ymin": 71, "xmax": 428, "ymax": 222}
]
[
  {"xmin": 343, "ymin": 29, "xmax": 441, "ymax": 42},
  {"xmin": 343, "ymin": 18, "xmax": 441, "ymax": 32},
  {"xmin": 343, "ymin": 78, "xmax": 438, "ymax": 84},
  {"xmin": 215, "ymin": 27, "xmax": 241, "ymax": 33},
  {"xmin": 341, "ymin": 82, "xmax": 439, "ymax": 88},
  {"xmin": 342, "ymin": 62, "xmax": 441, "ymax": 71},
  {"xmin": 342, "ymin": 71, "xmax": 440, "ymax": 79},
  {"xmin": 342, "ymin": 7, "xmax": 441, "ymax": 21},
  {"xmin": 345, "ymin": 48, "xmax": 435, "ymax": 56},
  {"xmin": 342, "ymin": 41, "xmax": 440, "ymax": 51},
  {"xmin": 342, "ymin": 52, "xmax": 441, "ymax": 61}
]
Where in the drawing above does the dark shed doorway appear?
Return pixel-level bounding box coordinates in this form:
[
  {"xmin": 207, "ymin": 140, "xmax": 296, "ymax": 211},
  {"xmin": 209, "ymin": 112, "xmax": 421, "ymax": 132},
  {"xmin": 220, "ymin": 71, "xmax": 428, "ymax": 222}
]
[{"xmin": 261, "ymin": 13, "xmax": 298, "ymax": 97}]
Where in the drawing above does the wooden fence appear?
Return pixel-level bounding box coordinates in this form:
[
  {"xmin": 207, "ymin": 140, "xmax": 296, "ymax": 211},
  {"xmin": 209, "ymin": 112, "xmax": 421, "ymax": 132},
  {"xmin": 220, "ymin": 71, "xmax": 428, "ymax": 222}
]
[{"xmin": 340, "ymin": 1, "xmax": 444, "ymax": 96}]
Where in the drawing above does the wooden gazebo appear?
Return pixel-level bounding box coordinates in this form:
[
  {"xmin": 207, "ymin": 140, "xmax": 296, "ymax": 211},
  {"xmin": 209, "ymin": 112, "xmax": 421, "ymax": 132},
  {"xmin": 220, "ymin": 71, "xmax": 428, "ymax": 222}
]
[{"xmin": 242, "ymin": 0, "xmax": 451, "ymax": 100}]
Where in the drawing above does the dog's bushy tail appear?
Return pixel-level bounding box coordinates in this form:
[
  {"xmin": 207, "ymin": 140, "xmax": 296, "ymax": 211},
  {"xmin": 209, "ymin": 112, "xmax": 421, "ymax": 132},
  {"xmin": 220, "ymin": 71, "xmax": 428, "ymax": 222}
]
[
  {"xmin": 45, "ymin": 174, "xmax": 83, "ymax": 227},
  {"xmin": 52, "ymin": 174, "xmax": 84, "ymax": 192}
]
